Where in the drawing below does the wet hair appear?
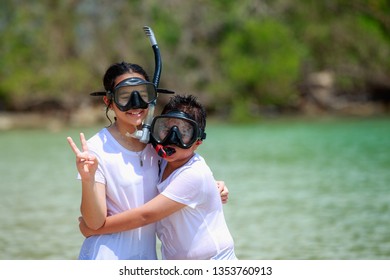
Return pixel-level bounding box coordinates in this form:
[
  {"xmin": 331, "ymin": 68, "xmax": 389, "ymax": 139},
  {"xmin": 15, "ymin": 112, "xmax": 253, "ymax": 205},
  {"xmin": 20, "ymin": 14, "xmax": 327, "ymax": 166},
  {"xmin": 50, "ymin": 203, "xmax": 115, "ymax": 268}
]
[
  {"xmin": 162, "ymin": 94, "xmax": 207, "ymax": 131},
  {"xmin": 103, "ymin": 62, "xmax": 150, "ymax": 92},
  {"xmin": 103, "ymin": 62, "xmax": 150, "ymax": 123}
]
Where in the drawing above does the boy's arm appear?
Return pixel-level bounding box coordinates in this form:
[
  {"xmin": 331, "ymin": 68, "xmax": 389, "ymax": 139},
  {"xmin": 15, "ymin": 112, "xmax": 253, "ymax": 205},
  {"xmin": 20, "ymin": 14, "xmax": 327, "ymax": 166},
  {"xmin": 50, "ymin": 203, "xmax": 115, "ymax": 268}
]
[{"xmin": 79, "ymin": 194, "xmax": 185, "ymax": 237}]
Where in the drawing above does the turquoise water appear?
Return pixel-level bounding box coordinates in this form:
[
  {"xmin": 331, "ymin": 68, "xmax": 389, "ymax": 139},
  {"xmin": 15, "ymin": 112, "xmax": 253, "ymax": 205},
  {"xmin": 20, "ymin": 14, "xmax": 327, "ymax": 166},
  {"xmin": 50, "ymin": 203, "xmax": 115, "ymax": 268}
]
[{"xmin": 1, "ymin": 117, "xmax": 389, "ymax": 259}]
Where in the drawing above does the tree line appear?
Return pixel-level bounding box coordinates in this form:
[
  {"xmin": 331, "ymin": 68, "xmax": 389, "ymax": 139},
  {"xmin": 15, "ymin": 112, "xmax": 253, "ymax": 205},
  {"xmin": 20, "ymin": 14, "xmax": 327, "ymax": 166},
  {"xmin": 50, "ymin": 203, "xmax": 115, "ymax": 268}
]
[{"xmin": 1, "ymin": 0, "xmax": 389, "ymax": 121}]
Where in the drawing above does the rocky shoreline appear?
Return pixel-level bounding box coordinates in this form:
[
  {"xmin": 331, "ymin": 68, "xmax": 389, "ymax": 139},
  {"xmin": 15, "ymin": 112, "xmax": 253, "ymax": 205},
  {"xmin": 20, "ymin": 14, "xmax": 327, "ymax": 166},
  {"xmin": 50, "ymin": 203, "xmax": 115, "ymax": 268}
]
[
  {"xmin": 1, "ymin": 100, "xmax": 388, "ymax": 132},
  {"xmin": 0, "ymin": 105, "xmax": 108, "ymax": 131}
]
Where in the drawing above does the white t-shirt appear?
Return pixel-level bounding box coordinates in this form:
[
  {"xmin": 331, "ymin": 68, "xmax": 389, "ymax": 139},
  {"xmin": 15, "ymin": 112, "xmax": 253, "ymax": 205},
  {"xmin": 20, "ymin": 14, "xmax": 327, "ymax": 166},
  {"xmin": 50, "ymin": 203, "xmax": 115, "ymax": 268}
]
[
  {"xmin": 156, "ymin": 154, "xmax": 237, "ymax": 260},
  {"xmin": 78, "ymin": 128, "xmax": 159, "ymax": 260}
]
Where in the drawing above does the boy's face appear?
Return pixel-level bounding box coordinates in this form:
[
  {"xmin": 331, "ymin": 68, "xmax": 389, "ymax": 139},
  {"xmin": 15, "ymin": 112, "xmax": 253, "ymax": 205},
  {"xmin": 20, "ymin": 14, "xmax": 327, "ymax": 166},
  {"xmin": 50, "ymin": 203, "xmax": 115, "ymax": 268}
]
[
  {"xmin": 151, "ymin": 111, "xmax": 202, "ymax": 146},
  {"xmin": 157, "ymin": 118, "xmax": 195, "ymax": 146},
  {"xmin": 162, "ymin": 141, "xmax": 201, "ymax": 163},
  {"xmin": 154, "ymin": 117, "xmax": 201, "ymax": 162},
  {"xmin": 150, "ymin": 109, "xmax": 205, "ymax": 159}
]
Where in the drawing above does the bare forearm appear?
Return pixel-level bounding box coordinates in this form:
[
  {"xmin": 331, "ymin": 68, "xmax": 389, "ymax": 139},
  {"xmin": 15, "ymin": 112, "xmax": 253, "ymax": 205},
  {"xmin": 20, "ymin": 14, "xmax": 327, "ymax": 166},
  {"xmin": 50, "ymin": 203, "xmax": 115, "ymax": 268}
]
[
  {"xmin": 99, "ymin": 197, "xmax": 182, "ymax": 234},
  {"xmin": 86, "ymin": 208, "xmax": 151, "ymax": 235},
  {"xmin": 80, "ymin": 179, "xmax": 107, "ymax": 230},
  {"xmin": 81, "ymin": 195, "xmax": 184, "ymax": 237}
]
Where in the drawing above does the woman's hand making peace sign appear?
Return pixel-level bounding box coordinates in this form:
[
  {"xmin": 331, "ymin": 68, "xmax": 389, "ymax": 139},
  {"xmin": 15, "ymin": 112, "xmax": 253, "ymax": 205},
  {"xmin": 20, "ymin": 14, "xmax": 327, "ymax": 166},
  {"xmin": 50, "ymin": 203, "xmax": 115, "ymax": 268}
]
[{"xmin": 67, "ymin": 133, "xmax": 98, "ymax": 180}]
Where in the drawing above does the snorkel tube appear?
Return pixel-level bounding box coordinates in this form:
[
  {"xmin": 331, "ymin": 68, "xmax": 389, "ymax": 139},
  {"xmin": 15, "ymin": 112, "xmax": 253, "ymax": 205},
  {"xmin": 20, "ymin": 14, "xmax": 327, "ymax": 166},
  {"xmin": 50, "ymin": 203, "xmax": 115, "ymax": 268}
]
[
  {"xmin": 139, "ymin": 26, "xmax": 162, "ymax": 143},
  {"xmin": 90, "ymin": 26, "xmax": 173, "ymax": 139}
]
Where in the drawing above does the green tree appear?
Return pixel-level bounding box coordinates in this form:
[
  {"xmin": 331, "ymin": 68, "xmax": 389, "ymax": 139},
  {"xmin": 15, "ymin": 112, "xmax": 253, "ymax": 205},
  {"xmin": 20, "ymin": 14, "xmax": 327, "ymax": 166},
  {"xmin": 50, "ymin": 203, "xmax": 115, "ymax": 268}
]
[
  {"xmin": 0, "ymin": 0, "xmax": 389, "ymax": 119},
  {"xmin": 216, "ymin": 18, "xmax": 306, "ymax": 121}
]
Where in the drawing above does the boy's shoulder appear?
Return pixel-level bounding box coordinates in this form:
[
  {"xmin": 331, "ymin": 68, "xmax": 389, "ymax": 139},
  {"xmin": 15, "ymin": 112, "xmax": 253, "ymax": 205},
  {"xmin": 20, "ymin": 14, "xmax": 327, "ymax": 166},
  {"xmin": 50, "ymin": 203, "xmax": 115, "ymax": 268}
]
[{"xmin": 182, "ymin": 154, "xmax": 212, "ymax": 176}]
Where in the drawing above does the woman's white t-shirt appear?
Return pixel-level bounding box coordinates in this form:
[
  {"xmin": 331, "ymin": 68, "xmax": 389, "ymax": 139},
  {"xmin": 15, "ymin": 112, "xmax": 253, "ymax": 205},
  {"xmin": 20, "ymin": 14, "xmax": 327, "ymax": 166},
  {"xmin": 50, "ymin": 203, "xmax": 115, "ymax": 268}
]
[
  {"xmin": 156, "ymin": 154, "xmax": 236, "ymax": 260},
  {"xmin": 78, "ymin": 128, "xmax": 159, "ymax": 260}
]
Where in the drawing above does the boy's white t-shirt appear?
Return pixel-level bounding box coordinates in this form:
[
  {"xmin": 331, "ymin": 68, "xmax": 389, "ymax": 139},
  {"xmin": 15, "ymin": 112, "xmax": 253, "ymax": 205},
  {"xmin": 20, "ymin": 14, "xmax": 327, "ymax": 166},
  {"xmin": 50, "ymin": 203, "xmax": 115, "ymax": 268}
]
[
  {"xmin": 78, "ymin": 128, "xmax": 159, "ymax": 260},
  {"xmin": 156, "ymin": 154, "xmax": 236, "ymax": 260}
]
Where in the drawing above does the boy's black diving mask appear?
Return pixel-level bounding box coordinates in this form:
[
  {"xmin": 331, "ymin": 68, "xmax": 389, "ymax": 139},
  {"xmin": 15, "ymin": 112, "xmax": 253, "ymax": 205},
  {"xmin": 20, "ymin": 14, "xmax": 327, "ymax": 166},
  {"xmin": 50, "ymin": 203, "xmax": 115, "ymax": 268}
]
[
  {"xmin": 110, "ymin": 77, "xmax": 157, "ymax": 111},
  {"xmin": 150, "ymin": 110, "xmax": 206, "ymax": 151}
]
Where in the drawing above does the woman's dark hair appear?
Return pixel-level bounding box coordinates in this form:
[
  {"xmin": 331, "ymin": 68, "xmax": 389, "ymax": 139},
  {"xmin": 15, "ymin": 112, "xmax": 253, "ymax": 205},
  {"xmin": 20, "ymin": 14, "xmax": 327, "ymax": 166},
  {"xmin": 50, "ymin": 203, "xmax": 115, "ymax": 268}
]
[
  {"xmin": 103, "ymin": 62, "xmax": 150, "ymax": 124},
  {"xmin": 103, "ymin": 62, "xmax": 150, "ymax": 92}
]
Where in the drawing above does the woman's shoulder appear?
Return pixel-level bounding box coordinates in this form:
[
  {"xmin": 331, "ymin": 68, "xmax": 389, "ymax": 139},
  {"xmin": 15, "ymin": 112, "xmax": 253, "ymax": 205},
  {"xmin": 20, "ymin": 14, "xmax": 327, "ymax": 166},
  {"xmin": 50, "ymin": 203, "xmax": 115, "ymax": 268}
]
[
  {"xmin": 86, "ymin": 128, "xmax": 113, "ymax": 151},
  {"xmin": 87, "ymin": 127, "xmax": 106, "ymax": 142}
]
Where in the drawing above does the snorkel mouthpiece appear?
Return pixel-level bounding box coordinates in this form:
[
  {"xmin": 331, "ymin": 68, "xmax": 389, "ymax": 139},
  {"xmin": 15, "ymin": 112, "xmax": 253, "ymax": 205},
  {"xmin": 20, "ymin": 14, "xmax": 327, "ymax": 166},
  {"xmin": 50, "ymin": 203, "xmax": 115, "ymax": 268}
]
[{"xmin": 155, "ymin": 144, "xmax": 176, "ymax": 158}]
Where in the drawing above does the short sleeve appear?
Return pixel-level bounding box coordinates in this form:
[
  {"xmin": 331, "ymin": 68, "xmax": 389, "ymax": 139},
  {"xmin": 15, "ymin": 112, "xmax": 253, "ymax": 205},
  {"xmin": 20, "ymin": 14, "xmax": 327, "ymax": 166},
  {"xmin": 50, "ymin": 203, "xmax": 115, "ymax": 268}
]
[{"xmin": 160, "ymin": 167, "xmax": 205, "ymax": 208}]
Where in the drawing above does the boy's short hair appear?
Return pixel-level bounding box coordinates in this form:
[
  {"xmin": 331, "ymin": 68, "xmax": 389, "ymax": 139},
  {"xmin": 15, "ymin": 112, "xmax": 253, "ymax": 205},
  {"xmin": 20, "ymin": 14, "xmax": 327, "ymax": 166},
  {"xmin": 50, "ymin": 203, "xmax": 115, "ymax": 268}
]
[{"xmin": 162, "ymin": 95, "xmax": 206, "ymax": 131}]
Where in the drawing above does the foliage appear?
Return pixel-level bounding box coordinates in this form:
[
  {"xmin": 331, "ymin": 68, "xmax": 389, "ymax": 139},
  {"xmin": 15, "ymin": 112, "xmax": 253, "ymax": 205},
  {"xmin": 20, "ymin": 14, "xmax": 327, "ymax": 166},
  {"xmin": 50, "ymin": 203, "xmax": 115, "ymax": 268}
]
[
  {"xmin": 217, "ymin": 18, "xmax": 306, "ymax": 121},
  {"xmin": 0, "ymin": 0, "xmax": 389, "ymax": 120}
]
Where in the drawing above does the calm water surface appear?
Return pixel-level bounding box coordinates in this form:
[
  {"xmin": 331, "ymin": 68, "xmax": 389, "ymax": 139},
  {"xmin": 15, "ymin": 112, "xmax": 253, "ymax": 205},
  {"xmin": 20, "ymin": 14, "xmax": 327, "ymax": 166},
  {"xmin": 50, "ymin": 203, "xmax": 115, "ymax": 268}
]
[{"xmin": 1, "ymin": 117, "xmax": 389, "ymax": 259}]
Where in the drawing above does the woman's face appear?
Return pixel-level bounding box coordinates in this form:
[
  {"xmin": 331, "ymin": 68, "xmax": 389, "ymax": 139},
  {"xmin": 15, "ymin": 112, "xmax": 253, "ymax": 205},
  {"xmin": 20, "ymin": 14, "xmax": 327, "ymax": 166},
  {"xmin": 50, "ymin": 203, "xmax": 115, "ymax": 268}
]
[{"xmin": 110, "ymin": 72, "xmax": 149, "ymax": 128}]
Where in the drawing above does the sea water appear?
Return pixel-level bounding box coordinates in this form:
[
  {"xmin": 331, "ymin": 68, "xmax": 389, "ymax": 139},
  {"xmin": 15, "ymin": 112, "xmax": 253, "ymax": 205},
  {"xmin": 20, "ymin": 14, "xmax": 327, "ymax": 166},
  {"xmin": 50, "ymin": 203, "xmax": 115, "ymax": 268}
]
[{"xmin": 1, "ymin": 117, "xmax": 389, "ymax": 259}]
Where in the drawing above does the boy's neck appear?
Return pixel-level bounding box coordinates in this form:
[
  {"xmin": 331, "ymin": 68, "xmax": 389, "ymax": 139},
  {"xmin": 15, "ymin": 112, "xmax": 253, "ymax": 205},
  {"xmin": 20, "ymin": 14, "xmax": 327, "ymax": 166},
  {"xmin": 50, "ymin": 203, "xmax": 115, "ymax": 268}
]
[{"xmin": 162, "ymin": 153, "xmax": 195, "ymax": 181}]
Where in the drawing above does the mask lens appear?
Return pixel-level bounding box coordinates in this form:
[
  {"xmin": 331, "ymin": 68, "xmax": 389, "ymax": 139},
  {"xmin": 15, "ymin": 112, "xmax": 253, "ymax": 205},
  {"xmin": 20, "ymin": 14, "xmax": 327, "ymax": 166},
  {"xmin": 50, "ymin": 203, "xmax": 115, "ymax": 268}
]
[
  {"xmin": 114, "ymin": 84, "xmax": 157, "ymax": 106},
  {"xmin": 153, "ymin": 117, "xmax": 195, "ymax": 145}
]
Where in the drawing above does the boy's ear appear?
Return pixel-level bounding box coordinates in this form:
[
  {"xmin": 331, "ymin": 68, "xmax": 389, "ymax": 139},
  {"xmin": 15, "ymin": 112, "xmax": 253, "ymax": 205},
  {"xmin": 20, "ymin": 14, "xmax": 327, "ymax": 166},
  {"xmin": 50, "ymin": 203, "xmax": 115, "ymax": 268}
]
[{"xmin": 192, "ymin": 140, "xmax": 202, "ymax": 151}]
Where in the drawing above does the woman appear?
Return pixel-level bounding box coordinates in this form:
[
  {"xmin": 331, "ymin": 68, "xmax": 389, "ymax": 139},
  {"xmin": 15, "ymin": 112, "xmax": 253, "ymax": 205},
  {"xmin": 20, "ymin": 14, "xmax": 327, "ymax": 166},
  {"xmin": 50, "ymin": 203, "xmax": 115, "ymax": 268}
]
[
  {"xmin": 79, "ymin": 95, "xmax": 237, "ymax": 260},
  {"xmin": 67, "ymin": 62, "xmax": 228, "ymax": 259}
]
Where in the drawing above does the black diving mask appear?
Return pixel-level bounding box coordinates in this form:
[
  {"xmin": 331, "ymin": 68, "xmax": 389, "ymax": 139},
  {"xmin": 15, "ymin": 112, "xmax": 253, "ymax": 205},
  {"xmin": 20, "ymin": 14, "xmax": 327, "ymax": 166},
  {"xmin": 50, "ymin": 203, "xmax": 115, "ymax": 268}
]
[
  {"xmin": 150, "ymin": 110, "xmax": 206, "ymax": 150},
  {"xmin": 111, "ymin": 77, "xmax": 157, "ymax": 111}
]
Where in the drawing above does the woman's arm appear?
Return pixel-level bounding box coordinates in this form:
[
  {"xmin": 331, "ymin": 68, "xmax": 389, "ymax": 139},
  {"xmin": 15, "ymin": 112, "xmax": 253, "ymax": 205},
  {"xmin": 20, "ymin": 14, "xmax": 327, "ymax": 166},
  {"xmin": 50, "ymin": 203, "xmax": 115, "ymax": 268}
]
[
  {"xmin": 80, "ymin": 180, "xmax": 107, "ymax": 230},
  {"xmin": 79, "ymin": 194, "xmax": 185, "ymax": 237},
  {"xmin": 67, "ymin": 133, "xmax": 107, "ymax": 230}
]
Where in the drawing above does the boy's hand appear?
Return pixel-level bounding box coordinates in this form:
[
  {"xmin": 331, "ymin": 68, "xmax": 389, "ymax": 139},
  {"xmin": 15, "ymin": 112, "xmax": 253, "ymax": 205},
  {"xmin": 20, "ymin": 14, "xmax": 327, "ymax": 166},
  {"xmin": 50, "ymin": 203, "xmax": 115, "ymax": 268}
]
[{"xmin": 217, "ymin": 181, "xmax": 229, "ymax": 204}]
